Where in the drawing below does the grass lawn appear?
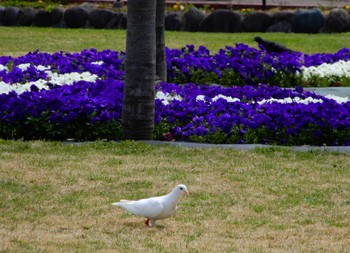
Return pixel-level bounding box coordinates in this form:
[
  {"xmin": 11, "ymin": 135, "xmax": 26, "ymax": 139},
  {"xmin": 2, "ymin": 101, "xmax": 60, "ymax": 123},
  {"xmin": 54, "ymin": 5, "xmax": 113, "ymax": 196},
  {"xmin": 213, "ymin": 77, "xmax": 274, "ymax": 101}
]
[
  {"xmin": 0, "ymin": 140, "xmax": 349, "ymax": 252},
  {"xmin": 1, "ymin": 27, "xmax": 350, "ymax": 56},
  {"xmin": 0, "ymin": 27, "xmax": 350, "ymax": 252}
]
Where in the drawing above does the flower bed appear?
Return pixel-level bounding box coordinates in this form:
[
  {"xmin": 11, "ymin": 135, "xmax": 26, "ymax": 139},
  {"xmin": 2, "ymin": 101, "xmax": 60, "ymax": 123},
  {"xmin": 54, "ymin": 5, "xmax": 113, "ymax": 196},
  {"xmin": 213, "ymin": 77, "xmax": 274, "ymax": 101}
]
[
  {"xmin": 167, "ymin": 44, "xmax": 350, "ymax": 87},
  {"xmin": 0, "ymin": 45, "xmax": 350, "ymax": 145}
]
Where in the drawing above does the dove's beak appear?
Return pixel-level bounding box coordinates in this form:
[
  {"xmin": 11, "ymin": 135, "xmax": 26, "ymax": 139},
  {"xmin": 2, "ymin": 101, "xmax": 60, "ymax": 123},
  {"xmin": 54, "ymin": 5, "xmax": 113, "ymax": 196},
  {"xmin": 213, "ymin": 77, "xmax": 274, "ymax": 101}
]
[{"xmin": 185, "ymin": 190, "xmax": 189, "ymax": 195}]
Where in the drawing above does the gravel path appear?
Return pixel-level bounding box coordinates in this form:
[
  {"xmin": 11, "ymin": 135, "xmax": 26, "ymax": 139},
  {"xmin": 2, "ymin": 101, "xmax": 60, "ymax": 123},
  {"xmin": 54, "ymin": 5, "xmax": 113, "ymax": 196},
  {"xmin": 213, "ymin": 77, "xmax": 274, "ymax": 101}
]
[
  {"xmin": 305, "ymin": 87, "xmax": 350, "ymax": 98},
  {"xmin": 142, "ymin": 140, "xmax": 350, "ymax": 153}
]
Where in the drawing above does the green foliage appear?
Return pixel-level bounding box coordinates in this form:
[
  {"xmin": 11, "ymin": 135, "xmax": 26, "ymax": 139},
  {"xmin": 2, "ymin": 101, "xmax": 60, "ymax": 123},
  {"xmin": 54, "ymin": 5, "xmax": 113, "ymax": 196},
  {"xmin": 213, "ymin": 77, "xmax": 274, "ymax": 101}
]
[
  {"xmin": 153, "ymin": 118, "xmax": 172, "ymax": 140},
  {"xmin": 302, "ymin": 74, "xmax": 350, "ymax": 87},
  {"xmin": 268, "ymin": 70, "xmax": 305, "ymax": 87},
  {"xmin": 0, "ymin": 111, "xmax": 121, "ymax": 141},
  {"xmin": 189, "ymin": 131, "xmax": 223, "ymax": 144},
  {"xmin": 189, "ymin": 68, "xmax": 221, "ymax": 85},
  {"xmin": 183, "ymin": 123, "xmax": 350, "ymax": 146},
  {"xmin": 0, "ymin": 0, "xmax": 69, "ymax": 7},
  {"xmin": 219, "ymin": 70, "xmax": 246, "ymax": 86}
]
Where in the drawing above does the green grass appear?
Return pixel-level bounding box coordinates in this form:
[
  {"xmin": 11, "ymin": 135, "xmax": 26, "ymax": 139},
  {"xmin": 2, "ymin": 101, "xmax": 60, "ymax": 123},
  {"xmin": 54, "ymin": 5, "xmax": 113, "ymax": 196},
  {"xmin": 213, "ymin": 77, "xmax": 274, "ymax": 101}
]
[
  {"xmin": 1, "ymin": 27, "xmax": 350, "ymax": 56},
  {"xmin": 0, "ymin": 140, "xmax": 349, "ymax": 252}
]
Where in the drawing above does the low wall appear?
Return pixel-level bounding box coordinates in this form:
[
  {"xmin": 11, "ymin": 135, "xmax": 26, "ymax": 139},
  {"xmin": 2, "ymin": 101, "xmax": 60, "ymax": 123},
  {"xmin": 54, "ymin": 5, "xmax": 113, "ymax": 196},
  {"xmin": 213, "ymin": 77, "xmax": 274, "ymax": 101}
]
[{"xmin": 0, "ymin": 3, "xmax": 349, "ymax": 33}]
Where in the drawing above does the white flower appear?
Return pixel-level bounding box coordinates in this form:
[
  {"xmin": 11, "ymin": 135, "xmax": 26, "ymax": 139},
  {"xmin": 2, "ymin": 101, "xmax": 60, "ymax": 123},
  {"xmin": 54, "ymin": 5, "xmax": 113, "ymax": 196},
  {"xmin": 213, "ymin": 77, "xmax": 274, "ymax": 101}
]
[
  {"xmin": 0, "ymin": 64, "xmax": 8, "ymax": 72},
  {"xmin": 31, "ymin": 79, "xmax": 51, "ymax": 91},
  {"xmin": 36, "ymin": 65, "xmax": 51, "ymax": 71},
  {"xmin": 0, "ymin": 81, "xmax": 13, "ymax": 94},
  {"xmin": 212, "ymin": 94, "xmax": 240, "ymax": 103},
  {"xmin": 301, "ymin": 60, "xmax": 350, "ymax": 80},
  {"xmin": 156, "ymin": 91, "xmax": 182, "ymax": 105},
  {"xmin": 12, "ymin": 83, "xmax": 33, "ymax": 94},
  {"xmin": 16, "ymin": 63, "xmax": 51, "ymax": 72},
  {"xmin": 0, "ymin": 67, "xmax": 100, "ymax": 95},
  {"xmin": 325, "ymin": 94, "xmax": 350, "ymax": 104},
  {"xmin": 17, "ymin": 63, "xmax": 31, "ymax": 71},
  {"xmin": 196, "ymin": 95, "xmax": 206, "ymax": 102},
  {"xmin": 46, "ymin": 71, "xmax": 99, "ymax": 86},
  {"xmin": 257, "ymin": 96, "xmax": 323, "ymax": 105},
  {"xmin": 91, "ymin": 61, "xmax": 104, "ymax": 65}
]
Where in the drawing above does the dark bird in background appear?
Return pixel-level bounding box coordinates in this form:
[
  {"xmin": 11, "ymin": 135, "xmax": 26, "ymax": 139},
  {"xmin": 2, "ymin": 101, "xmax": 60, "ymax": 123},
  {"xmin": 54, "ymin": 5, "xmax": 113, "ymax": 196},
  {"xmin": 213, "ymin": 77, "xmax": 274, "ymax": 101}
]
[{"xmin": 254, "ymin": 36, "xmax": 295, "ymax": 54}]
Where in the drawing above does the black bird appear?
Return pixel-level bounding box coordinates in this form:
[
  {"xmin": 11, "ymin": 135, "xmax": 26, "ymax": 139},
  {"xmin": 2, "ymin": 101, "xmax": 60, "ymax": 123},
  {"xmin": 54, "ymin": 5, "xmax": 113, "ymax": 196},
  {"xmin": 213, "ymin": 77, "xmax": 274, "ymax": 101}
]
[{"xmin": 254, "ymin": 36, "xmax": 294, "ymax": 54}]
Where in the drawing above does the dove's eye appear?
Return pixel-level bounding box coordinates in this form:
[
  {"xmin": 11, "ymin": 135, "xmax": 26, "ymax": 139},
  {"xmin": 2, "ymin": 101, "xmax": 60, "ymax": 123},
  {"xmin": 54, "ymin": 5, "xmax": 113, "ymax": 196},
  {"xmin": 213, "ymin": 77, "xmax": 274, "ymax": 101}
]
[{"xmin": 180, "ymin": 187, "xmax": 183, "ymax": 190}]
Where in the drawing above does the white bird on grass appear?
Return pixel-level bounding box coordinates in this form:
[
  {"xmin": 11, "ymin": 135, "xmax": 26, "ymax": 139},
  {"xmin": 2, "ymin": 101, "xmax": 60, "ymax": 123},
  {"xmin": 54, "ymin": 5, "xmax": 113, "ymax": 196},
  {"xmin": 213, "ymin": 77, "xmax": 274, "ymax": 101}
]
[{"xmin": 112, "ymin": 184, "xmax": 189, "ymax": 227}]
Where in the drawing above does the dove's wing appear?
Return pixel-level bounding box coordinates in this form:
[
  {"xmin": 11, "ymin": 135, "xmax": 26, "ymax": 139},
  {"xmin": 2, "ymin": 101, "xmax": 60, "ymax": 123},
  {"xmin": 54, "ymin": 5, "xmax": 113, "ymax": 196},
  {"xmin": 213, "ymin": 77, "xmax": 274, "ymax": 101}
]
[{"xmin": 115, "ymin": 197, "xmax": 164, "ymax": 218}]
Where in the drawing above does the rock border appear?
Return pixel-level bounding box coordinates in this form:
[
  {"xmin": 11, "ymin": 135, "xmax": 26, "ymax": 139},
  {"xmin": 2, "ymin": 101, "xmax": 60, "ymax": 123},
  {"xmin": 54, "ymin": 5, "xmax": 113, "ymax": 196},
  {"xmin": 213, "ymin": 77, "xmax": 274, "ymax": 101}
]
[{"xmin": 1, "ymin": 4, "xmax": 350, "ymax": 33}]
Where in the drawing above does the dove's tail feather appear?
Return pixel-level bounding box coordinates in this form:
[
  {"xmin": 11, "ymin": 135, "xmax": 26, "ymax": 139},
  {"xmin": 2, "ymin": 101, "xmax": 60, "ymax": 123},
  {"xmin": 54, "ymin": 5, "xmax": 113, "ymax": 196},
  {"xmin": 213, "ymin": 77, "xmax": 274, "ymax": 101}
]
[{"xmin": 112, "ymin": 200, "xmax": 130, "ymax": 206}]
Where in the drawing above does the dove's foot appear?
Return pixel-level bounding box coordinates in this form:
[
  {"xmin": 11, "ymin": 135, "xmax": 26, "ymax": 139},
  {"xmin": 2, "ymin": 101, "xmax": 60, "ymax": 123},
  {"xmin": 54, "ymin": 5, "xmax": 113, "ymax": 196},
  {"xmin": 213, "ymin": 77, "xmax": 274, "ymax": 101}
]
[
  {"xmin": 150, "ymin": 219, "xmax": 157, "ymax": 227},
  {"xmin": 145, "ymin": 218, "xmax": 157, "ymax": 227}
]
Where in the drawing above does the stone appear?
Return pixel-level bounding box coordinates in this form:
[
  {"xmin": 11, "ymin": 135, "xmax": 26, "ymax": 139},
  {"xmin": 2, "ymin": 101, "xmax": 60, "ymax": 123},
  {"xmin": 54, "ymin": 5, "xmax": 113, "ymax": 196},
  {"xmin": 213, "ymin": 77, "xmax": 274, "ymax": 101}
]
[
  {"xmin": 17, "ymin": 7, "xmax": 37, "ymax": 26},
  {"xmin": 324, "ymin": 8, "xmax": 350, "ymax": 33},
  {"xmin": 113, "ymin": 0, "xmax": 123, "ymax": 8},
  {"xmin": 242, "ymin": 12, "xmax": 272, "ymax": 32},
  {"xmin": 79, "ymin": 2, "xmax": 98, "ymax": 14},
  {"xmin": 291, "ymin": 8, "xmax": 324, "ymax": 33},
  {"xmin": 64, "ymin": 6, "xmax": 88, "ymax": 28},
  {"xmin": 118, "ymin": 12, "xmax": 127, "ymax": 29},
  {"xmin": 88, "ymin": 8, "xmax": 114, "ymax": 29},
  {"xmin": 184, "ymin": 7, "xmax": 205, "ymax": 32},
  {"xmin": 0, "ymin": 7, "xmax": 4, "ymax": 25},
  {"xmin": 50, "ymin": 7, "xmax": 64, "ymax": 27},
  {"xmin": 105, "ymin": 12, "xmax": 119, "ymax": 29},
  {"xmin": 105, "ymin": 12, "xmax": 127, "ymax": 29},
  {"xmin": 2, "ymin": 7, "xmax": 20, "ymax": 26},
  {"xmin": 34, "ymin": 10, "xmax": 51, "ymax": 27},
  {"xmin": 271, "ymin": 11, "xmax": 294, "ymax": 23},
  {"xmin": 34, "ymin": 8, "xmax": 63, "ymax": 27},
  {"xmin": 199, "ymin": 10, "xmax": 242, "ymax": 33},
  {"xmin": 165, "ymin": 11, "xmax": 182, "ymax": 31},
  {"xmin": 266, "ymin": 21, "xmax": 292, "ymax": 33},
  {"xmin": 267, "ymin": 11, "xmax": 294, "ymax": 32}
]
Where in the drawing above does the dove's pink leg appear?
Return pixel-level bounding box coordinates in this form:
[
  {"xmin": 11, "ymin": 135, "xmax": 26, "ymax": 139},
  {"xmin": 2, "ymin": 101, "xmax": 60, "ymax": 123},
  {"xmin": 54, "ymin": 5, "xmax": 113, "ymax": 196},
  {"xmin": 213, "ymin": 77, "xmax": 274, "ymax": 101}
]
[{"xmin": 145, "ymin": 218, "xmax": 150, "ymax": 227}]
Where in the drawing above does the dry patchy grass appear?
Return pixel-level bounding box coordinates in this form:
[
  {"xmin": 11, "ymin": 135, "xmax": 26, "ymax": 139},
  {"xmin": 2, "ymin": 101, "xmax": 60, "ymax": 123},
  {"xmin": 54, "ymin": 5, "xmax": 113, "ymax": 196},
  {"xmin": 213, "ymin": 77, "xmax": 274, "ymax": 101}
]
[{"xmin": 0, "ymin": 140, "xmax": 349, "ymax": 252}]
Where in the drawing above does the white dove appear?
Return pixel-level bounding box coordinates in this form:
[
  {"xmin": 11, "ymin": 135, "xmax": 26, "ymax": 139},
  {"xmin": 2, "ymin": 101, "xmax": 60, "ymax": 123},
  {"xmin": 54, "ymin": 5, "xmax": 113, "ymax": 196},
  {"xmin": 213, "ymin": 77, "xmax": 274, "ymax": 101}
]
[{"xmin": 112, "ymin": 184, "xmax": 189, "ymax": 227}]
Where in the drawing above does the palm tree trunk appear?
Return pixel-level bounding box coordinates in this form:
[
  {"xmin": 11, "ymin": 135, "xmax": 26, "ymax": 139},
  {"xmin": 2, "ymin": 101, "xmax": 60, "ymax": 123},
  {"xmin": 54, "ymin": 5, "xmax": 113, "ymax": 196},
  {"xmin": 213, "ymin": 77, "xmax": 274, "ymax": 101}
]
[
  {"xmin": 121, "ymin": 0, "xmax": 156, "ymax": 140},
  {"xmin": 156, "ymin": 0, "xmax": 167, "ymax": 81}
]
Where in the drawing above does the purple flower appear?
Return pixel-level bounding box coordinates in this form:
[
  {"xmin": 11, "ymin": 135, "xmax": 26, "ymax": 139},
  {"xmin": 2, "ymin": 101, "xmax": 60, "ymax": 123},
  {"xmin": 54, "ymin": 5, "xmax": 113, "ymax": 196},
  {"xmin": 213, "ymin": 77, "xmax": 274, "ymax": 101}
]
[{"xmin": 0, "ymin": 46, "xmax": 349, "ymax": 145}]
